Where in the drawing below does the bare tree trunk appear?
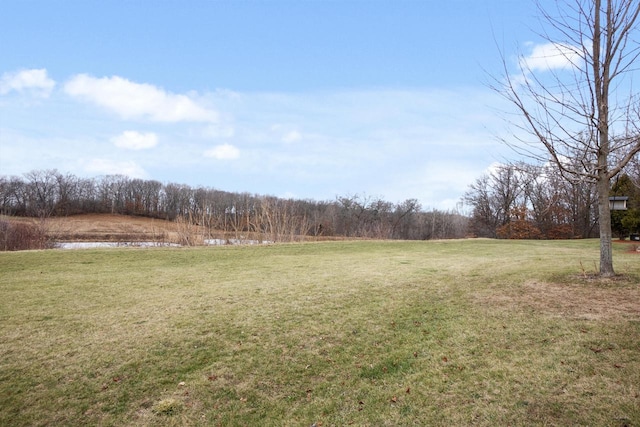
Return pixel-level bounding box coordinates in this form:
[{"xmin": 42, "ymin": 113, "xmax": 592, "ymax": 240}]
[
  {"xmin": 597, "ymin": 174, "xmax": 615, "ymax": 276},
  {"xmin": 594, "ymin": 0, "xmax": 615, "ymax": 276}
]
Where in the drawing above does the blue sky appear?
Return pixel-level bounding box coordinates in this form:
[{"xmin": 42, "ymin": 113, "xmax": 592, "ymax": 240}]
[{"xmin": 1, "ymin": 0, "xmax": 555, "ymax": 210}]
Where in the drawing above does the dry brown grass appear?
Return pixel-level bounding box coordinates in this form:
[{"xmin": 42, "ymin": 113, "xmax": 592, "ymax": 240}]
[
  {"xmin": 478, "ymin": 279, "xmax": 640, "ymax": 321},
  {"xmin": 2, "ymin": 214, "xmax": 179, "ymax": 241},
  {"xmin": 3, "ymin": 213, "xmax": 356, "ymax": 245},
  {"xmin": 46, "ymin": 214, "xmax": 182, "ymax": 242}
]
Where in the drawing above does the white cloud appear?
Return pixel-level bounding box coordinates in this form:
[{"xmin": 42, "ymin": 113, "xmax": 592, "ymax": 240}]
[
  {"xmin": 282, "ymin": 130, "xmax": 302, "ymax": 143},
  {"xmin": 382, "ymin": 160, "xmax": 483, "ymax": 210},
  {"xmin": 64, "ymin": 74, "xmax": 218, "ymax": 122},
  {"xmin": 204, "ymin": 143, "xmax": 240, "ymax": 160},
  {"xmin": 486, "ymin": 161, "xmax": 505, "ymax": 176},
  {"xmin": 0, "ymin": 68, "xmax": 55, "ymax": 97},
  {"xmin": 111, "ymin": 131, "xmax": 158, "ymax": 150},
  {"xmin": 520, "ymin": 42, "xmax": 583, "ymax": 72},
  {"xmin": 84, "ymin": 158, "xmax": 149, "ymax": 178}
]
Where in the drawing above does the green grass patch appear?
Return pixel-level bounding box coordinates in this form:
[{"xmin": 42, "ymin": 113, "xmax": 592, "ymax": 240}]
[{"xmin": 0, "ymin": 239, "xmax": 638, "ymax": 426}]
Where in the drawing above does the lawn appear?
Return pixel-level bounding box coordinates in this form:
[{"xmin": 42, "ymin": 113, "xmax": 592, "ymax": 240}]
[{"xmin": 0, "ymin": 239, "xmax": 638, "ymax": 426}]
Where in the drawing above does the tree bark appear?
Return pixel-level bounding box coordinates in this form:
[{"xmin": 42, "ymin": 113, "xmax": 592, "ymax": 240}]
[{"xmin": 597, "ymin": 173, "xmax": 615, "ymax": 276}]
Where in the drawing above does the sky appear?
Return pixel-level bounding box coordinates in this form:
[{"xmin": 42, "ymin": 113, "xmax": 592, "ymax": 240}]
[{"xmin": 1, "ymin": 0, "xmax": 564, "ymax": 210}]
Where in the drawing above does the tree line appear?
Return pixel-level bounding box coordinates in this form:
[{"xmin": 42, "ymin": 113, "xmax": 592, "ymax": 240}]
[
  {"xmin": 0, "ymin": 169, "xmax": 468, "ymax": 242},
  {"xmin": 3, "ymin": 160, "xmax": 638, "ymax": 245},
  {"xmin": 464, "ymin": 161, "xmax": 640, "ymax": 240}
]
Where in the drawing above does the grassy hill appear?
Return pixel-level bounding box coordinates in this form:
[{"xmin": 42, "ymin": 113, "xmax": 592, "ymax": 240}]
[
  {"xmin": 3, "ymin": 214, "xmax": 337, "ymax": 247},
  {"xmin": 0, "ymin": 239, "xmax": 639, "ymax": 426},
  {"xmin": 5, "ymin": 213, "xmax": 202, "ymax": 243}
]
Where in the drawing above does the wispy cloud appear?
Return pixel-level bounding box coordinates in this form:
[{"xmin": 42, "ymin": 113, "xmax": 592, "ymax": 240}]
[
  {"xmin": 197, "ymin": 87, "xmax": 507, "ymax": 207},
  {"xmin": 84, "ymin": 158, "xmax": 149, "ymax": 178},
  {"xmin": 111, "ymin": 131, "xmax": 158, "ymax": 150},
  {"xmin": 1, "ymin": 72, "xmax": 510, "ymax": 209},
  {"xmin": 64, "ymin": 74, "xmax": 219, "ymax": 123},
  {"xmin": 0, "ymin": 68, "xmax": 55, "ymax": 97},
  {"xmin": 270, "ymin": 124, "xmax": 303, "ymax": 143},
  {"xmin": 204, "ymin": 143, "xmax": 240, "ymax": 160},
  {"xmin": 282, "ymin": 130, "xmax": 302, "ymax": 143},
  {"xmin": 201, "ymin": 124, "xmax": 235, "ymax": 139}
]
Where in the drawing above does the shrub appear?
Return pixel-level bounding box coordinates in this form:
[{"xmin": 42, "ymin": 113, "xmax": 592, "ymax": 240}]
[
  {"xmin": 546, "ymin": 223, "xmax": 575, "ymax": 239},
  {"xmin": 0, "ymin": 220, "xmax": 52, "ymax": 251},
  {"xmin": 496, "ymin": 206, "xmax": 543, "ymax": 239},
  {"xmin": 496, "ymin": 219, "xmax": 542, "ymax": 239}
]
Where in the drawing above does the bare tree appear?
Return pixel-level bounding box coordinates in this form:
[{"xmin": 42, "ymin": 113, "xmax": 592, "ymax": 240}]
[
  {"xmin": 24, "ymin": 169, "xmax": 58, "ymax": 219},
  {"xmin": 464, "ymin": 165, "xmax": 526, "ymax": 237},
  {"xmin": 497, "ymin": 0, "xmax": 640, "ymax": 276}
]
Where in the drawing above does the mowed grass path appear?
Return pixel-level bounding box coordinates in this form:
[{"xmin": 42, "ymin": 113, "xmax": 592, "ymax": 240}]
[{"xmin": 0, "ymin": 240, "xmax": 638, "ymax": 426}]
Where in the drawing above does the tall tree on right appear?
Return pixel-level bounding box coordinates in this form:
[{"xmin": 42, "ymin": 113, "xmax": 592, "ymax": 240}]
[{"xmin": 497, "ymin": 0, "xmax": 640, "ymax": 277}]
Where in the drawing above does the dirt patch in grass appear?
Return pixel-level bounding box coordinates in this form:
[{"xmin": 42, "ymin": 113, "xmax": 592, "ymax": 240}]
[{"xmin": 480, "ymin": 280, "xmax": 640, "ymax": 321}]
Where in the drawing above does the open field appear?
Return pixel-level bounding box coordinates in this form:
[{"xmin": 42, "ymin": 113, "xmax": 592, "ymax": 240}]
[{"xmin": 0, "ymin": 239, "xmax": 639, "ymax": 426}]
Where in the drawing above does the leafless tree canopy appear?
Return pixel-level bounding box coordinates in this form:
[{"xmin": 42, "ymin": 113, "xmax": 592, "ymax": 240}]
[
  {"xmin": 464, "ymin": 162, "xmax": 601, "ymax": 239},
  {"xmin": 499, "ymin": 0, "xmax": 640, "ymax": 181}
]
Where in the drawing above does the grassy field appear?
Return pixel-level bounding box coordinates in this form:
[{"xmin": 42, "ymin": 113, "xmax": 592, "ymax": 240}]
[{"xmin": 0, "ymin": 239, "xmax": 638, "ymax": 426}]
